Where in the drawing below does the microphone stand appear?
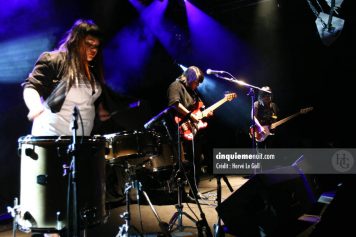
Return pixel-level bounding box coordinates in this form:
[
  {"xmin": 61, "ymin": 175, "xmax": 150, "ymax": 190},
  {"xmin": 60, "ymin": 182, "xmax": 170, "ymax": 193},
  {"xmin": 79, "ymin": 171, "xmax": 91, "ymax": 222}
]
[
  {"xmin": 168, "ymin": 122, "xmax": 198, "ymax": 233},
  {"xmin": 213, "ymin": 73, "xmax": 271, "ymax": 172},
  {"xmin": 214, "ymin": 73, "xmax": 269, "ymax": 146},
  {"xmin": 168, "ymin": 119, "xmax": 213, "ymax": 237},
  {"xmin": 247, "ymin": 88, "xmax": 257, "ymax": 150},
  {"xmin": 213, "ymin": 175, "xmax": 233, "ymax": 237},
  {"xmin": 67, "ymin": 106, "xmax": 80, "ymax": 237}
]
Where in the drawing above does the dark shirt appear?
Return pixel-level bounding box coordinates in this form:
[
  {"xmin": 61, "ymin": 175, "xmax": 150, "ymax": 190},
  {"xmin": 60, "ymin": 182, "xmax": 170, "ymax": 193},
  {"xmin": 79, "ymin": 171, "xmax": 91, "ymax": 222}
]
[
  {"xmin": 167, "ymin": 79, "xmax": 200, "ymax": 111},
  {"xmin": 254, "ymin": 101, "xmax": 279, "ymax": 126},
  {"xmin": 166, "ymin": 79, "xmax": 205, "ymax": 143}
]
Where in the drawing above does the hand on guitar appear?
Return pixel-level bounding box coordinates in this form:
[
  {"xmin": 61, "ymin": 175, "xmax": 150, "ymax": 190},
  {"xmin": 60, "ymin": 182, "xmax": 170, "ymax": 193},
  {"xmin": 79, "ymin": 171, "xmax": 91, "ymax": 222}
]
[
  {"xmin": 250, "ymin": 106, "xmax": 313, "ymax": 142},
  {"xmin": 206, "ymin": 111, "xmax": 214, "ymax": 118},
  {"xmin": 190, "ymin": 112, "xmax": 202, "ymax": 124},
  {"xmin": 258, "ymin": 125, "xmax": 269, "ymax": 135},
  {"xmin": 249, "ymin": 125, "xmax": 273, "ymax": 143},
  {"xmin": 190, "ymin": 110, "xmax": 213, "ymax": 123},
  {"xmin": 176, "ymin": 93, "xmax": 236, "ymax": 140}
]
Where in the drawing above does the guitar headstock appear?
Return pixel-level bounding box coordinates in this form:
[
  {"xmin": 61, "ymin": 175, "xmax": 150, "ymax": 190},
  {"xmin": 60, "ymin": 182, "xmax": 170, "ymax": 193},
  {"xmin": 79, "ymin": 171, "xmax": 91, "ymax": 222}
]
[
  {"xmin": 300, "ymin": 107, "xmax": 314, "ymax": 114},
  {"xmin": 224, "ymin": 92, "xmax": 237, "ymax": 101}
]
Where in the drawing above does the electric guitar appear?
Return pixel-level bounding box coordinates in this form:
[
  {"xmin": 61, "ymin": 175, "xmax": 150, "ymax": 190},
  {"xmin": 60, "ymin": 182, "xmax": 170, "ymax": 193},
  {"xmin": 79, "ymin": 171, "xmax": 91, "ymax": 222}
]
[
  {"xmin": 175, "ymin": 92, "xmax": 237, "ymax": 140},
  {"xmin": 249, "ymin": 107, "xmax": 314, "ymax": 142}
]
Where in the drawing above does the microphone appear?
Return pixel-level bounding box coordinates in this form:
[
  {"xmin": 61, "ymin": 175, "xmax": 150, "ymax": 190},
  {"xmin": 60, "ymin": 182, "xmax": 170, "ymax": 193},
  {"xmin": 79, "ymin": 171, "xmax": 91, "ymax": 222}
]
[
  {"xmin": 206, "ymin": 69, "xmax": 225, "ymax": 75},
  {"xmin": 71, "ymin": 105, "xmax": 79, "ymax": 130},
  {"xmin": 109, "ymin": 100, "xmax": 141, "ymax": 117}
]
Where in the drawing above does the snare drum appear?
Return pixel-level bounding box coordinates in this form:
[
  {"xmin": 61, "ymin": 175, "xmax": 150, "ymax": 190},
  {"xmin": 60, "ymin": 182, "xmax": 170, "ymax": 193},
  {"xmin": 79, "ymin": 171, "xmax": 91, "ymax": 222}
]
[
  {"xmin": 104, "ymin": 130, "xmax": 159, "ymax": 162},
  {"xmin": 18, "ymin": 135, "xmax": 106, "ymax": 232}
]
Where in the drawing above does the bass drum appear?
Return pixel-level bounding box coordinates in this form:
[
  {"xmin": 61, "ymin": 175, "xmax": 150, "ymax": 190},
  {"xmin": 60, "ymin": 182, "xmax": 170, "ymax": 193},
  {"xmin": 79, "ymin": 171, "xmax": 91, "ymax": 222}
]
[
  {"xmin": 136, "ymin": 134, "xmax": 178, "ymax": 192},
  {"xmin": 104, "ymin": 130, "xmax": 159, "ymax": 163},
  {"xmin": 18, "ymin": 135, "xmax": 106, "ymax": 232},
  {"xmin": 144, "ymin": 142, "xmax": 176, "ymax": 173}
]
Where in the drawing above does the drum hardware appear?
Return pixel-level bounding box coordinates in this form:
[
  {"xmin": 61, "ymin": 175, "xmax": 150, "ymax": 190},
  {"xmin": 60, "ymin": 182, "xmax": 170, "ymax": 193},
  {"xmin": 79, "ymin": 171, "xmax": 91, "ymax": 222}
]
[
  {"xmin": 147, "ymin": 110, "xmax": 198, "ymax": 233},
  {"xmin": 116, "ymin": 162, "xmax": 170, "ymax": 237},
  {"xmin": 7, "ymin": 197, "xmax": 24, "ymax": 237},
  {"xmin": 104, "ymin": 130, "xmax": 177, "ymax": 189},
  {"xmin": 66, "ymin": 105, "xmax": 80, "ymax": 237},
  {"xmin": 143, "ymin": 107, "xmax": 200, "ymax": 232},
  {"xmin": 143, "ymin": 107, "xmax": 198, "ymax": 233}
]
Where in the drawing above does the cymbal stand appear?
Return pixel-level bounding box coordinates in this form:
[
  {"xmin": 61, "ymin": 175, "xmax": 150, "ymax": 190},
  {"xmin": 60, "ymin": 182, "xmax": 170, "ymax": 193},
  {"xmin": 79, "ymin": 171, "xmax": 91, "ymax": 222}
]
[{"xmin": 116, "ymin": 162, "xmax": 170, "ymax": 237}]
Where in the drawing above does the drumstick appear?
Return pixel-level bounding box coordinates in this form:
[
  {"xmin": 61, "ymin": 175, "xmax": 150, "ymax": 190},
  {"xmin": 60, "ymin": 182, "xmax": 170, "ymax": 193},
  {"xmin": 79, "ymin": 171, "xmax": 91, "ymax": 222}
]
[{"xmin": 110, "ymin": 100, "xmax": 141, "ymax": 116}]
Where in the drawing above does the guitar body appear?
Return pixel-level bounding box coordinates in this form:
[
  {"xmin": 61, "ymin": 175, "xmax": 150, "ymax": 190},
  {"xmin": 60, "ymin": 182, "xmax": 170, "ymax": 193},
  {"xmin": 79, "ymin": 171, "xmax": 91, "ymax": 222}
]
[
  {"xmin": 174, "ymin": 93, "xmax": 237, "ymax": 141},
  {"xmin": 175, "ymin": 101, "xmax": 208, "ymax": 140},
  {"xmin": 249, "ymin": 107, "xmax": 313, "ymax": 142},
  {"xmin": 249, "ymin": 125, "xmax": 273, "ymax": 142}
]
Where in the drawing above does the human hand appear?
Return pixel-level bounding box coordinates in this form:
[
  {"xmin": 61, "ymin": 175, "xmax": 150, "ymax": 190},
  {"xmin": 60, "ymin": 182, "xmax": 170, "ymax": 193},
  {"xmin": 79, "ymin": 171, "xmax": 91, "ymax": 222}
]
[
  {"xmin": 260, "ymin": 126, "xmax": 269, "ymax": 135},
  {"xmin": 190, "ymin": 113, "xmax": 201, "ymax": 123},
  {"xmin": 206, "ymin": 111, "xmax": 213, "ymax": 117},
  {"xmin": 98, "ymin": 103, "xmax": 111, "ymax": 122},
  {"xmin": 99, "ymin": 111, "xmax": 111, "ymax": 121}
]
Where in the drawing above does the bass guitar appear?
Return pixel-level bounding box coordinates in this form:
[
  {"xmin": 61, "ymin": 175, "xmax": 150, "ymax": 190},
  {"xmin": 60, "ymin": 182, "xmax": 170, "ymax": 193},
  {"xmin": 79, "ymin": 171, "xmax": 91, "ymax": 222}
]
[
  {"xmin": 249, "ymin": 107, "xmax": 314, "ymax": 142},
  {"xmin": 175, "ymin": 92, "xmax": 237, "ymax": 140}
]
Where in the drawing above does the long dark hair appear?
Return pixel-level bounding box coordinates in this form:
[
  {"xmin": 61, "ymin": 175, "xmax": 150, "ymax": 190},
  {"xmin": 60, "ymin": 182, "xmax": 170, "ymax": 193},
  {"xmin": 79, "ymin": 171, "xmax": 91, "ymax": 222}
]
[{"xmin": 58, "ymin": 19, "xmax": 105, "ymax": 90}]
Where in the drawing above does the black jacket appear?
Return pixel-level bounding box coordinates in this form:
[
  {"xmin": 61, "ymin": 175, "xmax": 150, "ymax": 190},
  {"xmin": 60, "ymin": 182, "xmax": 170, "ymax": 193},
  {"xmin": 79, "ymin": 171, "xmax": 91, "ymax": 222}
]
[{"xmin": 23, "ymin": 51, "xmax": 78, "ymax": 113}]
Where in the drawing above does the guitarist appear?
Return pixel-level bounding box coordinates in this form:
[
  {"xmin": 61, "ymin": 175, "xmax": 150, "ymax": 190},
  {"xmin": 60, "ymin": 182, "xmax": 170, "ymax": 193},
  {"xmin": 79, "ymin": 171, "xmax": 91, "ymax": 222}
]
[
  {"xmin": 252, "ymin": 86, "xmax": 279, "ymax": 148},
  {"xmin": 167, "ymin": 66, "xmax": 213, "ymax": 200}
]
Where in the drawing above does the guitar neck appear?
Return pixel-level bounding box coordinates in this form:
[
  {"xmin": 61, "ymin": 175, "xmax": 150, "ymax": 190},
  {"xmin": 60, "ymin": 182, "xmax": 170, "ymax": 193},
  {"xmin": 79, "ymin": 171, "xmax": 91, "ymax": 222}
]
[
  {"xmin": 271, "ymin": 112, "xmax": 300, "ymax": 129},
  {"xmin": 202, "ymin": 97, "xmax": 228, "ymax": 117}
]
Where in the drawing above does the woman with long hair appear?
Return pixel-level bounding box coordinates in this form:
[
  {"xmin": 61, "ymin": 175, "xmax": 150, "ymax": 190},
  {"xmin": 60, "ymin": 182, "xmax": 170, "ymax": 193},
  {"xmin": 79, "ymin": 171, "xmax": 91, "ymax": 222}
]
[{"xmin": 23, "ymin": 19, "xmax": 109, "ymax": 136}]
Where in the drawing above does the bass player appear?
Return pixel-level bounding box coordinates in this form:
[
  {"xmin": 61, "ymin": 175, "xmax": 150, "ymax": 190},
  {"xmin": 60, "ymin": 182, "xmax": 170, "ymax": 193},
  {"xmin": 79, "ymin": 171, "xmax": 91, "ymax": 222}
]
[{"xmin": 251, "ymin": 86, "xmax": 279, "ymax": 149}]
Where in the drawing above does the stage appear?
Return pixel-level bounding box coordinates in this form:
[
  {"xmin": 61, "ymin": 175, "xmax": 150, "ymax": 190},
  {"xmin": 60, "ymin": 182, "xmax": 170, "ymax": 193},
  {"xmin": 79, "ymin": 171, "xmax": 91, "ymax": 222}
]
[{"xmin": 1, "ymin": 172, "xmax": 349, "ymax": 237}]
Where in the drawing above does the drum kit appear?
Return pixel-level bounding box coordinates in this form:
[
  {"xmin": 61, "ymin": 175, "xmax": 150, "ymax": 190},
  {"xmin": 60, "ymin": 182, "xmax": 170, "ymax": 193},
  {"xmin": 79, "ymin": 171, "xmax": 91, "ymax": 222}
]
[{"xmin": 13, "ymin": 110, "xmax": 178, "ymax": 236}]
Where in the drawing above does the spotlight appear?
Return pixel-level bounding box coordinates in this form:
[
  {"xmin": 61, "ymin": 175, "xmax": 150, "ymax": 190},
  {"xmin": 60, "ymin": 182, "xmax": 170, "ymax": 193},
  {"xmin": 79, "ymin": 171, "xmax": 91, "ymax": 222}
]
[
  {"xmin": 315, "ymin": 12, "xmax": 344, "ymax": 46},
  {"xmin": 325, "ymin": 0, "xmax": 343, "ymax": 9},
  {"xmin": 307, "ymin": 0, "xmax": 345, "ymax": 46}
]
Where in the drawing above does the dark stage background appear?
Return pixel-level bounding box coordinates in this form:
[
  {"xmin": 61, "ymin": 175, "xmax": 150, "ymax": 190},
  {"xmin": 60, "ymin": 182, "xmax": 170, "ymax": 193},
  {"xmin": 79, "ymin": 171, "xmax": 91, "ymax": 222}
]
[{"xmin": 0, "ymin": 0, "xmax": 355, "ymax": 215}]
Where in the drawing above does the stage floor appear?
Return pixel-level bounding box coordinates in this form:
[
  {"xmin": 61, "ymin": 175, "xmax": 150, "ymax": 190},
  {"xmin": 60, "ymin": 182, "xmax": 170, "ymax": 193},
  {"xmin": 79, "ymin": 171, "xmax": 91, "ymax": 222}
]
[{"xmin": 0, "ymin": 175, "xmax": 247, "ymax": 237}]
